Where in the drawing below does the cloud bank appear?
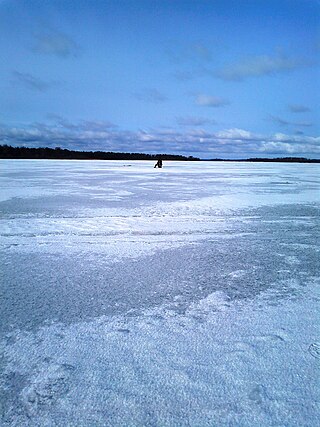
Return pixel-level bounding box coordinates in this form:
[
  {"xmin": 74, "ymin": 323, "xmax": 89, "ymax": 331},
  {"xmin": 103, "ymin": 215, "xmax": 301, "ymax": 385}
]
[{"xmin": 0, "ymin": 120, "xmax": 318, "ymax": 159}]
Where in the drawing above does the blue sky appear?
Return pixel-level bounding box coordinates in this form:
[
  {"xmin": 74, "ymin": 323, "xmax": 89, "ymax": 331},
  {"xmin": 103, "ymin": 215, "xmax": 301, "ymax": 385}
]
[{"xmin": 0, "ymin": 0, "xmax": 319, "ymax": 158}]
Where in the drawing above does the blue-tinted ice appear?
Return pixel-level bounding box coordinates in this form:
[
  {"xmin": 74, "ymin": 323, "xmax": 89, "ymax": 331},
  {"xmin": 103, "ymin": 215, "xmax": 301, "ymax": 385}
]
[{"xmin": 1, "ymin": 160, "xmax": 319, "ymax": 426}]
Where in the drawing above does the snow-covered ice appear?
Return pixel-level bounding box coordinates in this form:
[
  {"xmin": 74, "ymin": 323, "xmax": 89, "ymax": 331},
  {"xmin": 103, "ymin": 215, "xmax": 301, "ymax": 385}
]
[{"xmin": 0, "ymin": 160, "xmax": 319, "ymax": 426}]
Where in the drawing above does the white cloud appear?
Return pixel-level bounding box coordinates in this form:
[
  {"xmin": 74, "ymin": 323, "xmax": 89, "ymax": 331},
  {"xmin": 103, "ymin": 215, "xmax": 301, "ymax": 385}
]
[
  {"xmin": 215, "ymin": 128, "xmax": 256, "ymax": 140},
  {"xmin": 259, "ymin": 141, "xmax": 296, "ymax": 154}
]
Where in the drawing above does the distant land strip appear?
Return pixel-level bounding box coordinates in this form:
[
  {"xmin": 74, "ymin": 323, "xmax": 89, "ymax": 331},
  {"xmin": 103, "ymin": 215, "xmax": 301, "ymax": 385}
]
[
  {"xmin": 0, "ymin": 145, "xmax": 198, "ymax": 161},
  {"xmin": 0, "ymin": 145, "xmax": 319, "ymax": 163}
]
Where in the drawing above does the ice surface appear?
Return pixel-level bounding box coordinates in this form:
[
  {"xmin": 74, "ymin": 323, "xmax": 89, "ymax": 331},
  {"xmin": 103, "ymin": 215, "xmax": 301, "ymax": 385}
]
[{"xmin": 0, "ymin": 160, "xmax": 319, "ymax": 426}]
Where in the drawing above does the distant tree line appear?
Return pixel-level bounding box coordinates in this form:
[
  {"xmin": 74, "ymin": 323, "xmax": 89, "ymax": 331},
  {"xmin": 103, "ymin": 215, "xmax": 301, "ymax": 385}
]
[
  {"xmin": 0, "ymin": 145, "xmax": 199, "ymax": 161},
  {"xmin": 205, "ymin": 157, "xmax": 320, "ymax": 163},
  {"xmin": 244, "ymin": 157, "xmax": 319, "ymax": 163},
  {"xmin": 0, "ymin": 145, "xmax": 318, "ymax": 162}
]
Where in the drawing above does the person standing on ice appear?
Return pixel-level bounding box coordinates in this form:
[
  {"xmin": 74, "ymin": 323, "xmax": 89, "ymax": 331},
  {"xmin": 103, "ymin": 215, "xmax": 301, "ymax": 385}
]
[{"xmin": 154, "ymin": 159, "xmax": 163, "ymax": 168}]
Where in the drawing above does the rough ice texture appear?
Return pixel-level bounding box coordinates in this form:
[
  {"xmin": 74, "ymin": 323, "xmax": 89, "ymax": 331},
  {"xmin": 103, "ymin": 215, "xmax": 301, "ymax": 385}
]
[{"xmin": 0, "ymin": 160, "xmax": 319, "ymax": 426}]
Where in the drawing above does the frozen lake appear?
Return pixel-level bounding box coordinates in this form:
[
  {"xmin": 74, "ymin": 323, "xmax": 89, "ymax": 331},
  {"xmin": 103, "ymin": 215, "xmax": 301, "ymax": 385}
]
[{"xmin": 0, "ymin": 160, "xmax": 319, "ymax": 426}]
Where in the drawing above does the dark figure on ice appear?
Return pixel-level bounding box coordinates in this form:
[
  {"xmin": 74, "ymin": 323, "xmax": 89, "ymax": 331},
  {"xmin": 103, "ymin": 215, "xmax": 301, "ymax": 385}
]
[{"xmin": 154, "ymin": 159, "xmax": 163, "ymax": 168}]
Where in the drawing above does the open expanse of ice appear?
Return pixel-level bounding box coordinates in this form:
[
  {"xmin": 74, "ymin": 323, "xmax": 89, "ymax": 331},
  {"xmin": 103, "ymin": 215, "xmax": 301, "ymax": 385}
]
[{"xmin": 1, "ymin": 159, "xmax": 319, "ymax": 426}]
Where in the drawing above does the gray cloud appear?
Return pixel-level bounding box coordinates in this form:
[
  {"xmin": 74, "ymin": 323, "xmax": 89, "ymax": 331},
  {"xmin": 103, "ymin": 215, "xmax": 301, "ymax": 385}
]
[
  {"xmin": 134, "ymin": 89, "xmax": 168, "ymax": 103},
  {"xmin": 11, "ymin": 71, "xmax": 58, "ymax": 92},
  {"xmin": 47, "ymin": 114, "xmax": 117, "ymax": 131},
  {"xmin": 80, "ymin": 120, "xmax": 117, "ymax": 130},
  {"xmin": 33, "ymin": 31, "xmax": 79, "ymax": 58},
  {"xmin": 173, "ymin": 70, "xmax": 200, "ymax": 81},
  {"xmin": 269, "ymin": 115, "xmax": 290, "ymax": 126},
  {"xmin": 166, "ymin": 41, "xmax": 212, "ymax": 64},
  {"xmin": 195, "ymin": 94, "xmax": 229, "ymax": 107},
  {"xmin": 288, "ymin": 104, "xmax": 311, "ymax": 113},
  {"xmin": 167, "ymin": 41, "xmax": 214, "ymax": 83},
  {"xmin": 214, "ymin": 53, "xmax": 311, "ymax": 81},
  {"xmin": 189, "ymin": 42, "xmax": 212, "ymax": 61},
  {"xmin": 177, "ymin": 116, "xmax": 217, "ymax": 126},
  {"xmin": 1, "ymin": 120, "xmax": 318, "ymax": 159},
  {"xmin": 270, "ymin": 115, "xmax": 313, "ymax": 128},
  {"xmin": 294, "ymin": 121, "xmax": 313, "ymax": 127},
  {"xmin": 46, "ymin": 114, "xmax": 78, "ymax": 129}
]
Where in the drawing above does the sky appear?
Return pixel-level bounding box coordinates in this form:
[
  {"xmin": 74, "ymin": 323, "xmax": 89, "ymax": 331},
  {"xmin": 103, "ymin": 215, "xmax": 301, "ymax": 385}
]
[{"xmin": 0, "ymin": 0, "xmax": 319, "ymax": 158}]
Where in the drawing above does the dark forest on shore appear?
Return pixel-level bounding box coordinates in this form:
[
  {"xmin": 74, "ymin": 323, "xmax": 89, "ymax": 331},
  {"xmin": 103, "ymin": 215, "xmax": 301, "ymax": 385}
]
[
  {"xmin": 0, "ymin": 145, "xmax": 319, "ymax": 163},
  {"xmin": 0, "ymin": 145, "xmax": 199, "ymax": 161}
]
